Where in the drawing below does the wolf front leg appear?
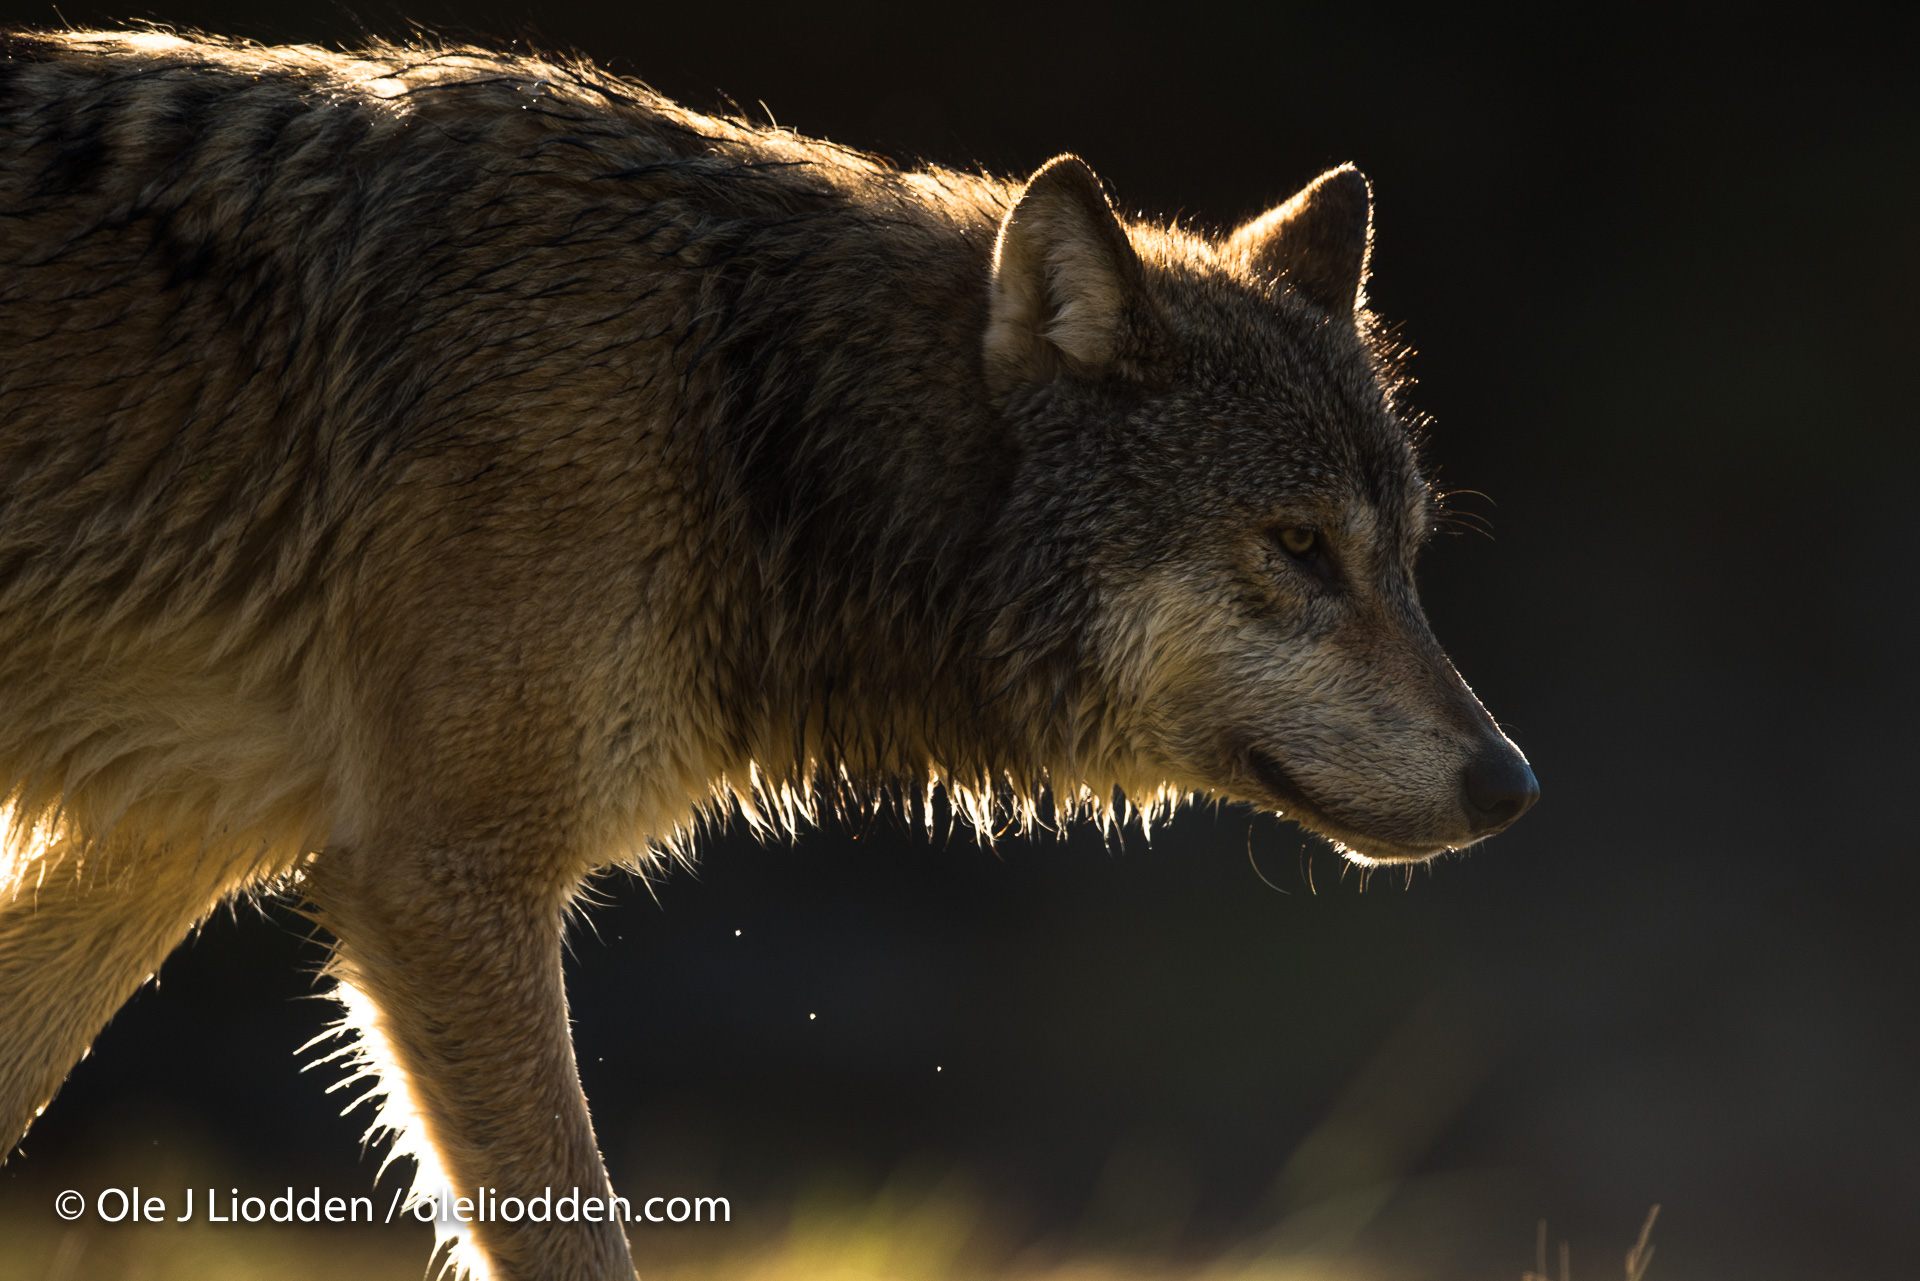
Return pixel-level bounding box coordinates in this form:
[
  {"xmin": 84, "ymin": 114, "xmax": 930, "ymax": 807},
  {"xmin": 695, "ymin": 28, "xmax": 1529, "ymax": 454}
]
[
  {"xmin": 304, "ymin": 842, "xmax": 634, "ymax": 1281},
  {"xmin": 0, "ymin": 836, "xmax": 251, "ymax": 1158}
]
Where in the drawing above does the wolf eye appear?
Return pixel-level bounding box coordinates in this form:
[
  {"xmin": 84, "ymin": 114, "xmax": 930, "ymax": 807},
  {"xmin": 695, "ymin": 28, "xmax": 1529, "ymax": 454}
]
[
  {"xmin": 1275, "ymin": 527, "xmax": 1318, "ymax": 557},
  {"xmin": 1268, "ymin": 526, "xmax": 1336, "ymax": 583}
]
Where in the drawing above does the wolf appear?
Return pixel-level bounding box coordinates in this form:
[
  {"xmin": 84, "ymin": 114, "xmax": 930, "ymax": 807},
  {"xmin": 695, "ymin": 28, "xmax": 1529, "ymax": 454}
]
[{"xmin": 0, "ymin": 27, "xmax": 1537, "ymax": 1281}]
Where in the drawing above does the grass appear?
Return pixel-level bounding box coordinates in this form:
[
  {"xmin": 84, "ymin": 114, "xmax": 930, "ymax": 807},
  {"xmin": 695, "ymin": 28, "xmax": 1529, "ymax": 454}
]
[{"xmin": 1522, "ymin": 1207, "xmax": 1660, "ymax": 1281}]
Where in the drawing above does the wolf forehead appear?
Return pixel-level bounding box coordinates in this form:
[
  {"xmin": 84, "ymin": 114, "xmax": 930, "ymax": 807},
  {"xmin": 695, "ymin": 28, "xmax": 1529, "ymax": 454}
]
[{"xmin": 1063, "ymin": 255, "xmax": 1431, "ymax": 542}]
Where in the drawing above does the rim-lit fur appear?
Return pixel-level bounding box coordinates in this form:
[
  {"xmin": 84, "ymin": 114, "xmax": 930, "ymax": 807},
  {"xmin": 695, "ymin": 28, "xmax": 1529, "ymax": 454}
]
[{"xmin": 0, "ymin": 30, "xmax": 1533, "ymax": 1280}]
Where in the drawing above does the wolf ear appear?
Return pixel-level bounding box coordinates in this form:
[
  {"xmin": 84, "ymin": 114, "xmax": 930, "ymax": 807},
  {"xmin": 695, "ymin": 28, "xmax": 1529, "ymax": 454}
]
[
  {"xmin": 985, "ymin": 155, "xmax": 1142, "ymax": 390},
  {"xmin": 1228, "ymin": 165, "xmax": 1373, "ymax": 317}
]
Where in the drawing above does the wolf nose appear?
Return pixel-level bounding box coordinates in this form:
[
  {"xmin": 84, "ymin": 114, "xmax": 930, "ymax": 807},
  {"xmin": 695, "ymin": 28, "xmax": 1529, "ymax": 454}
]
[{"xmin": 1462, "ymin": 747, "xmax": 1540, "ymax": 834}]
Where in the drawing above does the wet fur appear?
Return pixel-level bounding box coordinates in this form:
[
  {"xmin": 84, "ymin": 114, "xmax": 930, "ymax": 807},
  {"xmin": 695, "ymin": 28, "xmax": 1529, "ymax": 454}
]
[{"xmin": 0, "ymin": 30, "xmax": 1532, "ymax": 1280}]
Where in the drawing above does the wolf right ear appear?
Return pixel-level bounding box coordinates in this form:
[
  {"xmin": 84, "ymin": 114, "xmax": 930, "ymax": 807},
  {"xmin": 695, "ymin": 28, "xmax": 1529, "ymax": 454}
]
[
  {"xmin": 1228, "ymin": 165, "xmax": 1373, "ymax": 317},
  {"xmin": 984, "ymin": 155, "xmax": 1143, "ymax": 392}
]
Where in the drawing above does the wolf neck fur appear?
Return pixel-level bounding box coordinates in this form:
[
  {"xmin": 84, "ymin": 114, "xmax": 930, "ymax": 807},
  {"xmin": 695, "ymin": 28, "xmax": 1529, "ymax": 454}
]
[{"xmin": 687, "ymin": 197, "xmax": 1091, "ymax": 820}]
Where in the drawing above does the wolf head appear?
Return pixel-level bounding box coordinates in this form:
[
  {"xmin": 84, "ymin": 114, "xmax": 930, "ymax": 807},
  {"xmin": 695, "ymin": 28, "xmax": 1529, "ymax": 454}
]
[{"xmin": 982, "ymin": 157, "xmax": 1537, "ymax": 863}]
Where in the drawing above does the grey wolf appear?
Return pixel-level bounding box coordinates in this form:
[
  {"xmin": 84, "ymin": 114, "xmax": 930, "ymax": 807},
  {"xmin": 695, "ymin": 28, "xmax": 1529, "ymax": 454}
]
[{"xmin": 0, "ymin": 29, "xmax": 1537, "ymax": 1280}]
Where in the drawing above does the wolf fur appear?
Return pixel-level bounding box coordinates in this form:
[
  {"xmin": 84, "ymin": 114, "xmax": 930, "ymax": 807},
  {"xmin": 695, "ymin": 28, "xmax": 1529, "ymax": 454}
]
[{"xmin": 0, "ymin": 28, "xmax": 1538, "ymax": 1280}]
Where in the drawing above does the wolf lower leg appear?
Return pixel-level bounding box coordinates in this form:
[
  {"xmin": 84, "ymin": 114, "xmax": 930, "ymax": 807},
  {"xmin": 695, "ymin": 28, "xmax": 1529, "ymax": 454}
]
[
  {"xmin": 0, "ymin": 836, "xmax": 247, "ymax": 1158},
  {"xmin": 304, "ymin": 843, "xmax": 633, "ymax": 1281}
]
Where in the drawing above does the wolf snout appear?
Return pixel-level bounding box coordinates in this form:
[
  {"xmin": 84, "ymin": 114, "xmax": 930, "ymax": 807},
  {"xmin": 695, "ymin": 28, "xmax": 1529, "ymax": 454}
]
[{"xmin": 1460, "ymin": 744, "xmax": 1540, "ymax": 834}]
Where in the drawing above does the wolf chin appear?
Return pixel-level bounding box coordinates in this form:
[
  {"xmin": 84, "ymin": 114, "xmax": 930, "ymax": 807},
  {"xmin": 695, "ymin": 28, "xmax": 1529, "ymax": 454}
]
[{"xmin": 0, "ymin": 29, "xmax": 1538, "ymax": 1281}]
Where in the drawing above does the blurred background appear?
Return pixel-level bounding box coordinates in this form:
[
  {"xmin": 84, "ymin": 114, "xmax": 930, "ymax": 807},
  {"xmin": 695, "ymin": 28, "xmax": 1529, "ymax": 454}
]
[{"xmin": 1, "ymin": 3, "xmax": 1915, "ymax": 1278}]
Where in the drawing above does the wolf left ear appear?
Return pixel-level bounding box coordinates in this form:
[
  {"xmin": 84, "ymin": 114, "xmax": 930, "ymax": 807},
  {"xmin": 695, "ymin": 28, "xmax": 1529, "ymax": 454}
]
[
  {"xmin": 1228, "ymin": 165, "xmax": 1373, "ymax": 317},
  {"xmin": 984, "ymin": 155, "xmax": 1142, "ymax": 391}
]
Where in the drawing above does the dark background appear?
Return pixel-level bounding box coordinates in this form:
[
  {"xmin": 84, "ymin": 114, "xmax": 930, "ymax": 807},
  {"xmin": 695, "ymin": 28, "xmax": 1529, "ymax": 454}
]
[{"xmin": 2, "ymin": 3, "xmax": 1915, "ymax": 1278}]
